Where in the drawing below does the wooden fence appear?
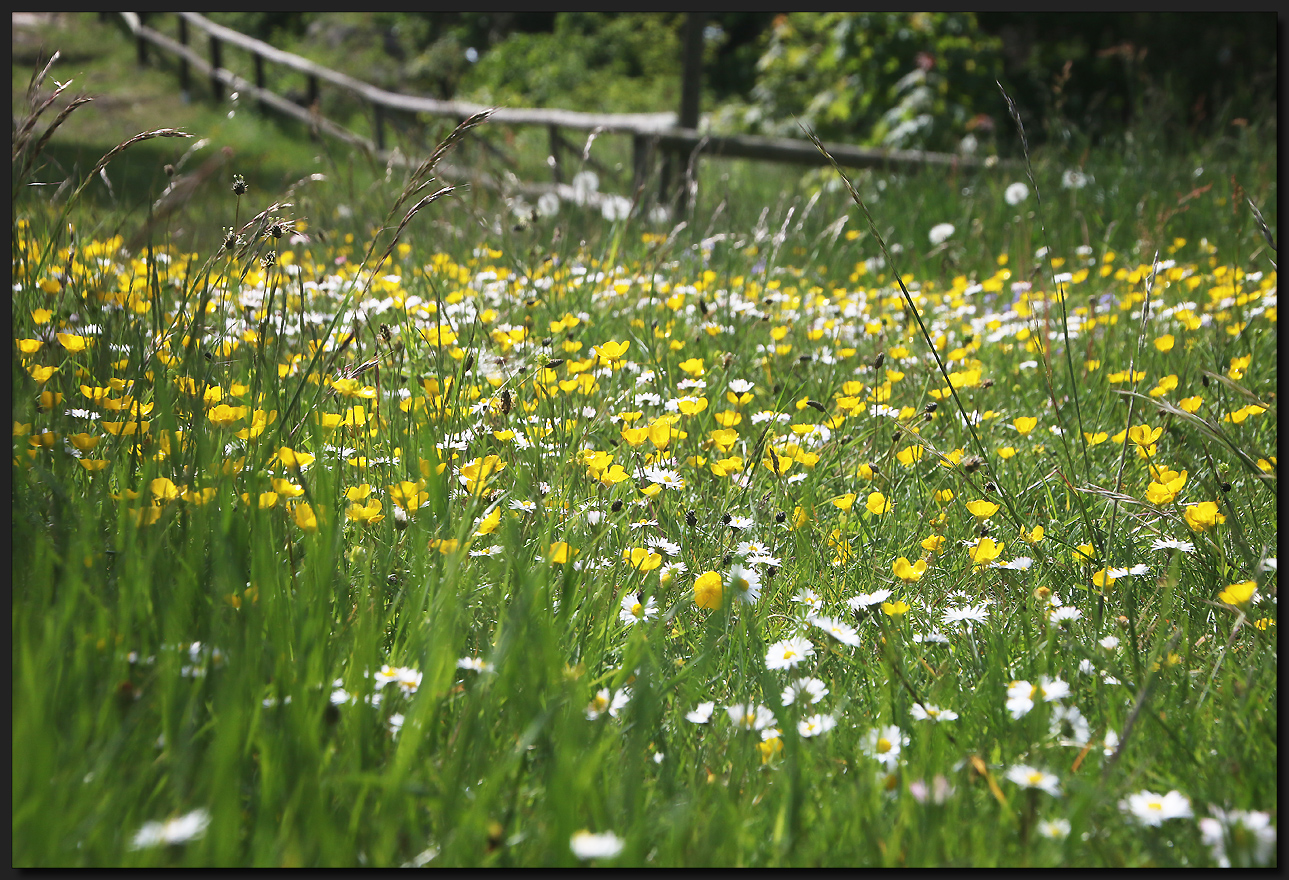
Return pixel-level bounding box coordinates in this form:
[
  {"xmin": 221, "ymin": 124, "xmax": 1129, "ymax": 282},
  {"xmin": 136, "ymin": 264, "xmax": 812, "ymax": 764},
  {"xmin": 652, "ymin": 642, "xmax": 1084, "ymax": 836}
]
[{"xmin": 115, "ymin": 12, "xmax": 1012, "ymax": 211}]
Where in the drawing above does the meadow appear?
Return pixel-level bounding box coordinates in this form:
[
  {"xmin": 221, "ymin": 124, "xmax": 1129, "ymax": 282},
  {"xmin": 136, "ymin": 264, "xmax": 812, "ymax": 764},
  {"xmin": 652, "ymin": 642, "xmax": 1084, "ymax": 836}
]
[{"xmin": 12, "ymin": 53, "xmax": 1278, "ymax": 867}]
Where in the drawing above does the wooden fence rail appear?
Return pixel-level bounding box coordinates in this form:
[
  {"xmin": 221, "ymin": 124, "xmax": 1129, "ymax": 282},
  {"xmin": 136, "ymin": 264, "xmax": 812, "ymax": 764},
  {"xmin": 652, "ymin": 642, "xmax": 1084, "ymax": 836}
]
[{"xmin": 116, "ymin": 12, "xmax": 1013, "ymax": 212}]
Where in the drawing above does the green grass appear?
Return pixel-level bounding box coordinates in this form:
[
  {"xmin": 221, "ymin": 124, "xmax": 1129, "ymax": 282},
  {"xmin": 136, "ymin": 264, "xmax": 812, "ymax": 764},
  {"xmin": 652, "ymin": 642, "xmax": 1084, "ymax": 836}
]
[
  {"xmin": 12, "ymin": 22, "xmax": 1278, "ymax": 869},
  {"xmin": 12, "ymin": 13, "xmax": 407, "ymax": 257}
]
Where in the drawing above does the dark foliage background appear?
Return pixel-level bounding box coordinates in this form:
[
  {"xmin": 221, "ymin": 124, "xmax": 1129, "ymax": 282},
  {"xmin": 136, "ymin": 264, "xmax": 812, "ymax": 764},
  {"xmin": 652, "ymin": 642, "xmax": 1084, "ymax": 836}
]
[{"xmin": 152, "ymin": 12, "xmax": 1283, "ymax": 152}]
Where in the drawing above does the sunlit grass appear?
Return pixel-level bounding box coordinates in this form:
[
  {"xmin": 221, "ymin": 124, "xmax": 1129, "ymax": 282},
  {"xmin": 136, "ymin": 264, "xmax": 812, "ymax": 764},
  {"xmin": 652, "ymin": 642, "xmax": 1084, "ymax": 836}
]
[{"xmin": 12, "ymin": 76, "xmax": 1277, "ymax": 867}]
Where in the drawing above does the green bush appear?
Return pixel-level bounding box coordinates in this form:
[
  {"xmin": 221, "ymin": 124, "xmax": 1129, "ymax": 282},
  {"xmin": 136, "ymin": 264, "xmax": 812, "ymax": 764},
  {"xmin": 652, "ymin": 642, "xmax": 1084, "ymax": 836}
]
[
  {"xmin": 459, "ymin": 13, "xmax": 683, "ymax": 113},
  {"xmin": 710, "ymin": 13, "xmax": 1005, "ymax": 154}
]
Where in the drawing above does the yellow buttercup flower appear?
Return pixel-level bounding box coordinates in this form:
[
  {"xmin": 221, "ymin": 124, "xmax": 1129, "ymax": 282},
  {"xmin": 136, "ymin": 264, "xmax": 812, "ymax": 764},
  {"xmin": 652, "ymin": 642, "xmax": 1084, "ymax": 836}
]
[
  {"xmin": 707, "ymin": 428, "xmax": 739, "ymax": 452},
  {"xmin": 69, "ymin": 433, "xmax": 101, "ymax": 454},
  {"xmin": 292, "ymin": 502, "xmax": 319, "ymax": 531},
  {"xmin": 182, "ymin": 487, "xmax": 217, "ymax": 506},
  {"xmin": 548, "ymin": 542, "xmax": 577, "ymax": 564},
  {"xmin": 430, "ymin": 538, "xmax": 460, "ymax": 554},
  {"xmin": 473, "ymin": 505, "xmax": 501, "ymax": 535},
  {"xmin": 677, "ymin": 357, "xmax": 705, "ymax": 377},
  {"xmin": 881, "ymin": 599, "xmax": 910, "ymax": 617},
  {"xmin": 208, "ymin": 404, "xmax": 245, "ymax": 429},
  {"xmin": 1127, "ymin": 424, "xmax": 1163, "ymax": 447},
  {"xmin": 1225, "ymin": 404, "xmax": 1267, "ymax": 425},
  {"xmin": 345, "ymin": 497, "xmax": 383, "ymax": 525},
  {"xmin": 677, "ymin": 396, "xmax": 708, "ymax": 415},
  {"xmin": 1073, "ymin": 543, "xmax": 1098, "ymax": 562},
  {"xmin": 1217, "ymin": 580, "xmax": 1257, "ymax": 607},
  {"xmin": 389, "ymin": 480, "xmax": 429, "ymax": 511},
  {"xmin": 757, "ymin": 736, "xmax": 783, "ymax": 764},
  {"xmin": 330, "ymin": 377, "xmax": 377, "ymax": 399},
  {"xmin": 1227, "ymin": 354, "xmax": 1251, "ymax": 380},
  {"xmin": 1145, "ymin": 470, "xmax": 1187, "ymax": 505},
  {"xmin": 621, "ymin": 426, "xmax": 650, "ymax": 447},
  {"xmin": 624, "ymin": 547, "xmax": 662, "ymax": 571},
  {"xmin": 460, "ymin": 454, "xmax": 506, "ymax": 494},
  {"xmin": 694, "ymin": 571, "xmax": 723, "ymax": 609},
  {"xmin": 28, "ymin": 364, "xmax": 56, "ymax": 383},
  {"xmin": 150, "ymin": 477, "xmax": 182, "ymax": 502},
  {"xmin": 896, "ymin": 444, "xmax": 924, "ymax": 466},
  {"xmin": 1184, "ymin": 501, "xmax": 1225, "ymax": 532},
  {"xmin": 1013, "ymin": 416, "xmax": 1038, "ymax": 436},
  {"xmin": 277, "ymin": 446, "xmax": 315, "ymax": 469},
  {"xmin": 756, "ymin": 447, "xmax": 792, "ymax": 475},
  {"xmin": 939, "ymin": 448, "xmax": 965, "ymax": 469},
  {"xmin": 648, "ymin": 418, "xmax": 674, "ymax": 450},
  {"xmin": 271, "ymin": 478, "xmax": 305, "ymax": 498},
  {"xmin": 892, "ymin": 557, "xmax": 927, "ymax": 583},
  {"xmin": 56, "ymin": 332, "xmax": 88, "ymax": 353},
  {"xmin": 594, "ymin": 339, "xmax": 630, "ymax": 362},
  {"xmin": 1148, "ymin": 375, "xmax": 1178, "ymax": 397},
  {"xmin": 969, "ymin": 537, "xmax": 1004, "ymax": 569}
]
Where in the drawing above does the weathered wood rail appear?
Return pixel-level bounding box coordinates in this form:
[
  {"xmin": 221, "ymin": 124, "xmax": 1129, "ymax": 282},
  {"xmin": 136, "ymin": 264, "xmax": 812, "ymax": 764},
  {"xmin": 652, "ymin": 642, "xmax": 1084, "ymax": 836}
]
[{"xmin": 115, "ymin": 12, "xmax": 1012, "ymax": 210}]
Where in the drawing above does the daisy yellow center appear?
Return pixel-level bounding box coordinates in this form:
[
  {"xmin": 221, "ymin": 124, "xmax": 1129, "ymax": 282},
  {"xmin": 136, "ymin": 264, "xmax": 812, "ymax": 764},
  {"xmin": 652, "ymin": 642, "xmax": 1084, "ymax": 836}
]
[
  {"xmin": 631, "ymin": 602, "xmax": 643, "ymax": 616},
  {"xmin": 877, "ymin": 738, "xmax": 891, "ymax": 753},
  {"xmin": 734, "ymin": 577, "xmax": 750, "ymax": 592},
  {"xmin": 1027, "ymin": 772, "xmax": 1043, "ymax": 785}
]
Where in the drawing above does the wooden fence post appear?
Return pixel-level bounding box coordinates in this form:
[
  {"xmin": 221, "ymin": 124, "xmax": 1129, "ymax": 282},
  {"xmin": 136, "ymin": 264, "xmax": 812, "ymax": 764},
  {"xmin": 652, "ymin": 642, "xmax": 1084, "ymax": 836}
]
[
  {"xmin": 136, "ymin": 13, "xmax": 149, "ymax": 66},
  {"xmin": 305, "ymin": 75, "xmax": 320, "ymax": 140},
  {"xmin": 373, "ymin": 103, "xmax": 386, "ymax": 152},
  {"xmin": 177, "ymin": 16, "xmax": 190, "ymax": 97},
  {"xmin": 663, "ymin": 13, "xmax": 705, "ymax": 212},
  {"xmin": 632, "ymin": 134, "xmax": 650, "ymax": 195},
  {"xmin": 209, "ymin": 34, "xmax": 223, "ymax": 103},
  {"xmin": 254, "ymin": 52, "xmax": 267, "ymax": 115},
  {"xmin": 548, "ymin": 125, "xmax": 563, "ymax": 184}
]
